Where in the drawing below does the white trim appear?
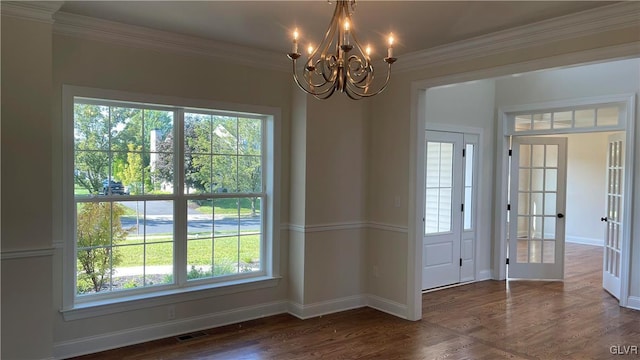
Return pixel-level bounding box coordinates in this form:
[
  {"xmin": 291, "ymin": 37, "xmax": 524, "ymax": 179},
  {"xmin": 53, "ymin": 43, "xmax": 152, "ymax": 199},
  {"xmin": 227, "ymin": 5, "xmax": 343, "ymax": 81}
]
[
  {"xmin": 287, "ymin": 222, "xmax": 408, "ymax": 234},
  {"xmin": 366, "ymin": 294, "xmax": 408, "ymax": 319},
  {"xmin": 53, "ymin": 11, "xmax": 288, "ymax": 72},
  {"xmin": 626, "ymin": 296, "xmax": 640, "ymax": 311},
  {"xmin": 54, "ymin": 300, "xmax": 289, "ymax": 359},
  {"xmin": 367, "ymin": 222, "xmax": 409, "ymax": 234},
  {"xmin": 1, "ymin": 247, "xmax": 55, "ymax": 260},
  {"xmin": 61, "ymin": 277, "xmax": 281, "ymax": 321},
  {"xmin": 0, "ymin": 1, "xmax": 62, "ymax": 24},
  {"xmin": 303, "ymin": 222, "xmax": 366, "ymax": 233},
  {"xmin": 287, "ymin": 295, "xmax": 367, "ymax": 320},
  {"xmin": 566, "ymin": 236, "xmax": 604, "ymax": 247},
  {"xmin": 396, "ymin": 2, "xmax": 640, "ymax": 73}
]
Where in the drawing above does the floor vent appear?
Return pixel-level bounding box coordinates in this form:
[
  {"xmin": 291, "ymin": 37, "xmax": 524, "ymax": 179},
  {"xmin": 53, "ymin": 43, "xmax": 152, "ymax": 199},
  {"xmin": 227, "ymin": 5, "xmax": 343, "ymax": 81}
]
[{"xmin": 176, "ymin": 331, "xmax": 208, "ymax": 342}]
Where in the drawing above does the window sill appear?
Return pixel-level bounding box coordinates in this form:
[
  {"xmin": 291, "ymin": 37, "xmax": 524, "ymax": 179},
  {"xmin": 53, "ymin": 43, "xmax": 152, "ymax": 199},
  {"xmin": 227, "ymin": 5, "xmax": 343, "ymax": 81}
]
[{"xmin": 60, "ymin": 276, "xmax": 281, "ymax": 321}]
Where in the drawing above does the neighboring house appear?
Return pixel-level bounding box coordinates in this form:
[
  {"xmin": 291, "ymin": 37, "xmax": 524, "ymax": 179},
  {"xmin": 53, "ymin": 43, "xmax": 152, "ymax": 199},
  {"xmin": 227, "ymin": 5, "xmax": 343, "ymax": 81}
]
[{"xmin": 2, "ymin": 2, "xmax": 639, "ymax": 359}]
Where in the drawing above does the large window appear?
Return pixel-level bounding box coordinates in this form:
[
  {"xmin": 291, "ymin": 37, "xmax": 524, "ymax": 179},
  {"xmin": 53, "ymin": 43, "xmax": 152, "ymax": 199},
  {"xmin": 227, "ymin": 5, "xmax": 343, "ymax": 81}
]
[{"xmin": 65, "ymin": 88, "xmax": 278, "ymax": 309}]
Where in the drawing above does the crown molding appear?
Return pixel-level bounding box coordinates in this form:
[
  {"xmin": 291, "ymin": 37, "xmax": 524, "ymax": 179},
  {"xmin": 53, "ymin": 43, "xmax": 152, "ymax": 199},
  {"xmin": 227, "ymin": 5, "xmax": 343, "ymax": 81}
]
[
  {"xmin": 0, "ymin": 1, "xmax": 63, "ymax": 24},
  {"xmin": 396, "ymin": 2, "xmax": 640, "ymax": 73},
  {"xmin": 53, "ymin": 11, "xmax": 289, "ymax": 72}
]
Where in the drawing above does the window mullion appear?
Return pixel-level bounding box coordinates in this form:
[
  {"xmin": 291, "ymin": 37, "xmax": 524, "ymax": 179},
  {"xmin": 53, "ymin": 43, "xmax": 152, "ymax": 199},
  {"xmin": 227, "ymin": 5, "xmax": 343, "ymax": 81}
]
[{"xmin": 174, "ymin": 108, "xmax": 187, "ymax": 286}]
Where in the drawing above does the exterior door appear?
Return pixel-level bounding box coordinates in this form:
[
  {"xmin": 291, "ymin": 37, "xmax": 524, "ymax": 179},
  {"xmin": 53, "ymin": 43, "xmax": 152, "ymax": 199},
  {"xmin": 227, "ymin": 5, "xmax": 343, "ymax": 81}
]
[
  {"xmin": 423, "ymin": 131, "xmax": 463, "ymax": 289},
  {"xmin": 509, "ymin": 137, "xmax": 567, "ymax": 279},
  {"xmin": 602, "ymin": 133, "xmax": 625, "ymax": 299}
]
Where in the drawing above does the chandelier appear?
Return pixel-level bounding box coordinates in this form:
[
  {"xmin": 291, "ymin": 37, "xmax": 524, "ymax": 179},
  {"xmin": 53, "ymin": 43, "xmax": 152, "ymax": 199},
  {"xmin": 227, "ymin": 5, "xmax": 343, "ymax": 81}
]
[{"xmin": 287, "ymin": 0, "xmax": 397, "ymax": 100}]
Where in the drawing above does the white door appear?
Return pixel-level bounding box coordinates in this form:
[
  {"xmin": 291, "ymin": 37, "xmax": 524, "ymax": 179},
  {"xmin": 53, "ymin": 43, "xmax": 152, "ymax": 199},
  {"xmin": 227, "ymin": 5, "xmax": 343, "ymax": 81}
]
[
  {"xmin": 423, "ymin": 131, "xmax": 463, "ymax": 289},
  {"xmin": 508, "ymin": 137, "xmax": 567, "ymax": 279},
  {"xmin": 602, "ymin": 133, "xmax": 624, "ymax": 299}
]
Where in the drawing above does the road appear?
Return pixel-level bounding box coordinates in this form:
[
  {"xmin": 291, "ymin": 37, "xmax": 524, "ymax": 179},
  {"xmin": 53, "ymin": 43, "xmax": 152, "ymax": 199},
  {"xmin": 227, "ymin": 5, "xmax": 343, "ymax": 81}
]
[{"xmin": 119, "ymin": 201, "xmax": 261, "ymax": 235}]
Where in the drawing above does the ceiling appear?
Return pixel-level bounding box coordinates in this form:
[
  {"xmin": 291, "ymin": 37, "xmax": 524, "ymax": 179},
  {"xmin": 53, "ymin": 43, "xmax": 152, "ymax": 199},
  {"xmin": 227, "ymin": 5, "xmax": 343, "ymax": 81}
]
[{"xmin": 58, "ymin": 1, "xmax": 615, "ymax": 56}]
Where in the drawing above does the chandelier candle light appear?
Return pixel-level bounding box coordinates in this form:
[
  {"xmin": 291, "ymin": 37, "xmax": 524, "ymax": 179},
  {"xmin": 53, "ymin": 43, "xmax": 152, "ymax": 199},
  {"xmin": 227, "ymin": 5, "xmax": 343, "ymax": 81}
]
[{"xmin": 287, "ymin": 0, "xmax": 397, "ymax": 100}]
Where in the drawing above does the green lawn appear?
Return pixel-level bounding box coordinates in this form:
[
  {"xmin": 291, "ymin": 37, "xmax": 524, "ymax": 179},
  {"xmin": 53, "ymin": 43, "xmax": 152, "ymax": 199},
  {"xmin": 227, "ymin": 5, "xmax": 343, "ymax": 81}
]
[
  {"xmin": 115, "ymin": 234, "xmax": 260, "ymax": 267},
  {"xmin": 192, "ymin": 198, "xmax": 260, "ymax": 215}
]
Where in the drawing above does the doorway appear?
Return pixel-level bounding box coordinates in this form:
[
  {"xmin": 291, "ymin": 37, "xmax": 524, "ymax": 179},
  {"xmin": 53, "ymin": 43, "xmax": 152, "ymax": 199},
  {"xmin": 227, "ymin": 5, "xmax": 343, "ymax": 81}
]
[
  {"xmin": 501, "ymin": 98, "xmax": 634, "ymax": 303},
  {"xmin": 422, "ymin": 130, "xmax": 478, "ymax": 290}
]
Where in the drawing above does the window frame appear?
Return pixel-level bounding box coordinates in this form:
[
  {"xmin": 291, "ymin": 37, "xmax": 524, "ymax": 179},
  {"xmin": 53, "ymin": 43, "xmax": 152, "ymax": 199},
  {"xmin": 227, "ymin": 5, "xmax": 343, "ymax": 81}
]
[{"xmin": 61, "ymin": 86, "xmax": 281, "ymax": 319}]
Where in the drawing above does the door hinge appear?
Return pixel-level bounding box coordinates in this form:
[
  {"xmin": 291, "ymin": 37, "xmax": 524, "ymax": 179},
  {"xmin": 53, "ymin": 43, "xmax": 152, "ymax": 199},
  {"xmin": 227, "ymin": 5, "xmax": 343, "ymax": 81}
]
[
  {"xmin": 507, "ymin": 204, "xmax": 511, "ymax": 211},
  {"xmin": 508, "ymin": 149, "xmax": 513, "ymax": 156},
  {"xmin": 460, "ymin": 258, "xmax": 463, "ymax": 267},
  {"xmin": 461, "ymin": 203, "xmax": 464, "ymax": 212},
  {"xmin": 422, "ymin": 217, "xmax": 425, "ymax": 222},
  {"xmin": 506, "ymin": 258, "xmax": 510, "ymax": 265},
  {"xmin": 462, "ymin": 148, "xmax": 466, "ymax": 157}
]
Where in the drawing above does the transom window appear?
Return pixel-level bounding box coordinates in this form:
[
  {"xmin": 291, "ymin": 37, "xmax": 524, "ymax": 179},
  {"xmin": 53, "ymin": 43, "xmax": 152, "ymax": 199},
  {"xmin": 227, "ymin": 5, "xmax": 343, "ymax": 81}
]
[
  {"xmin": 510, "ymin": 104, "xmax": 623, "ymax": 133},
  {"xmin": 66, "ymin": 89, "xmax": 276, "ymax": 306}
]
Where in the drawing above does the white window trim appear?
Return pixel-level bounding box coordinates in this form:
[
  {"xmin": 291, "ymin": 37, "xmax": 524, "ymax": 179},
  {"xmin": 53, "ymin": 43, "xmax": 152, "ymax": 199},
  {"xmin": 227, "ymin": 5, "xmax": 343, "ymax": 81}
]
[{"xmin": 61, "ymin": 85, "xmax": 281, "ymax": 319}]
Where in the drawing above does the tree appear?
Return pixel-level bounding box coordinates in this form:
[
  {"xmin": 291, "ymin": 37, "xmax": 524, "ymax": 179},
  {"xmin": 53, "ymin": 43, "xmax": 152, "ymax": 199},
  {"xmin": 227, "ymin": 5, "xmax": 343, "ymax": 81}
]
[
  {"xmin": 76, "ymin": 203, "xmax": 130, "ymax": 293},
  {"xmin": 74, "ymin": 104, "xmax": 110, "ymax": 194},
  {"xmin": 121, "ymin": 144, "xmax": 146, "ymax": 194}
]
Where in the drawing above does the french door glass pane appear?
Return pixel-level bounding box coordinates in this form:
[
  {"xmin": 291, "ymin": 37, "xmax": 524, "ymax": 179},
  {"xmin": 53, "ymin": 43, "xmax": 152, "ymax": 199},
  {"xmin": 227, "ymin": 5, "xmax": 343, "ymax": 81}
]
[{"xmin": 425, "ymin": 142, "xmax": 454, "ymax": 235}]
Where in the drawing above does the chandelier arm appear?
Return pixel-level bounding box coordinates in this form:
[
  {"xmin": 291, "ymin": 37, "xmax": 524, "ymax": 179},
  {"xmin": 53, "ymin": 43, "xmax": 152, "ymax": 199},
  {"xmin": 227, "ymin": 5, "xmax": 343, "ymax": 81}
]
[
  {"xmin": 344, "ymin": 63, "xmax": 393, "ymax": 98},
  {"xmin": 291, "ymin": 60, "xmax": 337, "ymax": 97},
  {"xmin": 345, "ymin": 56, "xmax": 374, "ymax": 89}
]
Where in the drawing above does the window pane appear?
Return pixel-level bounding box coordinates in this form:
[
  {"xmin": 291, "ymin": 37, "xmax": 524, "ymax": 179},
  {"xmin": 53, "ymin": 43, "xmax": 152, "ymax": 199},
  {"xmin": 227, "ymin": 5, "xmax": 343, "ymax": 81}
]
[
  {"xmin": 596, "ymin": 107, "xmax": 619, "ymax": 127},
  {"xmin": 76, "ymin": 202, "xmax": 133, "ymax": 295},
  {"xmin": 187, "ymin": 239, "xmax": 213, "ymax": 280},
  {"xmin": 575, "ymin": 109, "xmax": 595, "ymax": 128},
  {"xmin": 214, "ymin": 236, "xmax": 239, "ymax": 276},
  {"xmin": 186, "ymin": 113, "xmax": 212, "ymax": 154},
  {"xmin": 143, "ymin": 110, "xmax": 174, "ymax": 154},
  {"xmin": 110, "ymin": 107, "xmax": 142, "ymax": 152},
  {"xmin": 553, "ymin": 111, "xmax": 572, "ymax": 129},
  {"xmin": 425, "ymin": 189, "xmax": 439, "ymax": 234},
  {"xmin": 464, "ymin": 144, "xmax": 474, "ymax": 186},
  {"xmin": 238, "ymin": 156, "xmax": 261, "ymax": 193},
  {"xmin": 439, "ymin": 144, "xmax": 454, "ymax": 188},
  {"xmin": 213, "ymin": 155, "xmax": 237, "ymax": 193},
  {"xmin": 426, "ymin": 143, "xmax": 441, "ymax": 188},
  {"xmin": 515, "ymin": 115, "xmax": 531, "ymax": 131},
  {"xmin": 240, "ymin": 235, "xmax": 260, "ymax": 273},
  {"xmin": 187, "ymin": 154, "xmax": 212, "ymax": 194},
  {"xmin": 438, "ymin": 188, "xmax": 452, "ymax": 232},
  {"xmin": 239, "ymin": 118, "xmax": 262, "ymax": 156},
  {"xmin": 464, "ymin": 187, "xmax": 472, "ymax": 230},
  {"xmin": 74, "ymin": 103, "xmax": 110, "ymax": 151},
  {"xmin": 212, "ymin": 116, "xmax": 238, "ymax": 155},
  {"xmin": 545, "ymin": 145, "xmax": 558, "ymax": 168},
  {"xmin": 532, "ymin": 113, "xmax": 551, "ymax": 130},
  {"xmin": 74, "ymin": 151, "xmax": 109, "ymax": 196}
]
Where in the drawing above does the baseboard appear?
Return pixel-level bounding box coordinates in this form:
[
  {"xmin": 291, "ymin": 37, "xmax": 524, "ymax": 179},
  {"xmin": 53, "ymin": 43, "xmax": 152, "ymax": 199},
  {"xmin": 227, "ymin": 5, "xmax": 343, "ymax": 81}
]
[
  {"xmin": 53, "ymin": 300, "xmax": 288, "ymax": 359},
  {"xmin": 287, "ymin": 295, "xmax": 367, "ymax": 320},
  {"xmin": 366, "ymin": 294, "xmax": 408, "ymax": 319},
  {"xmin": 626, "ymin": 296, "xmax": 640, "ymax": 311},
  {"xmin": 566, "ymin": 236, "xmax": 603, "ymax": 246}
]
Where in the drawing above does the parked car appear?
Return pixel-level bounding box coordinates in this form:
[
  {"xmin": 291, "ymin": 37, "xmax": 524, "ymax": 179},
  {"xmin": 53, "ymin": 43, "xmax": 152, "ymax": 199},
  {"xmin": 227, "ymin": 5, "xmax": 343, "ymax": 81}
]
[{"xmin": 101, "ymin": 179, "xmax": 129, "ymax": 195}]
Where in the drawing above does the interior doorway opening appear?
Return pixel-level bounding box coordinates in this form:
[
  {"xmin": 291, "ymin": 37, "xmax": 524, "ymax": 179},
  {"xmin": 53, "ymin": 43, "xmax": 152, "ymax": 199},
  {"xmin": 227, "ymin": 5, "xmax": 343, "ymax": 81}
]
[{"xmin": 506, "ymin": 131, "xmax": 625, "ymax": 300}]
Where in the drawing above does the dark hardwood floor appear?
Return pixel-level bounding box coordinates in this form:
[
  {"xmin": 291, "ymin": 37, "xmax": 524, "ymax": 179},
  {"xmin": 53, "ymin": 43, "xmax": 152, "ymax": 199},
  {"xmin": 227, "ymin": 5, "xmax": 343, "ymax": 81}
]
[{"xmin": 73, "ymin": 243, "xmax": 640, "ymax": 359}]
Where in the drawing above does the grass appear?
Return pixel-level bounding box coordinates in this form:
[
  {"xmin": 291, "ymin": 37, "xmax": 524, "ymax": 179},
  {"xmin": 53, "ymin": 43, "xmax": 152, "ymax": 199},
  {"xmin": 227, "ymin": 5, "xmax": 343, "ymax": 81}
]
[
  {"xmin": 192, "ymin": 198, "xmax": 260, "ymax": 216},
  {"xmin": 114, "ymin": 234, "xmax": 260, "ymax": 267}
]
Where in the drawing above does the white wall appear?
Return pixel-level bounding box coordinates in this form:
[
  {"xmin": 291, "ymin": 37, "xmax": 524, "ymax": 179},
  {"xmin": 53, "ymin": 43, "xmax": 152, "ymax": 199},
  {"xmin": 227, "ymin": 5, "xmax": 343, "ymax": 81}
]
[
  {"xmin": 1, "ymin": 15, "xmax": 55, "ymax": 360},
  {"xmin": 564, "ymin": 132, "xmax": 615, "ymax": 246}
]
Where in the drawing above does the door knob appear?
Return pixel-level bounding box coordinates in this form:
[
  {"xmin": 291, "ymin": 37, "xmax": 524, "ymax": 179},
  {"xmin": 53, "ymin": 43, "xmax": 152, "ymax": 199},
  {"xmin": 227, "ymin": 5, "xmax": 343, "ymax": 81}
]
[
  {"xmin": 601, "ymin": 217, "xmax": 608, "ymax": 222},
  {"xmin": 557, "ymin": 213, "xmax": 564, "ymax": 219}
]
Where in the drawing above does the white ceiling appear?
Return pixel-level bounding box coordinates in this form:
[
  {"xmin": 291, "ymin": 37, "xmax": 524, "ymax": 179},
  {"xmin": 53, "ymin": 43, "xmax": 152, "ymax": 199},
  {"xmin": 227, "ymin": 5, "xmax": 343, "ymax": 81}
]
[{"xmin": 58, "ymin": 1, "xmax": 615, "ymax": 56}]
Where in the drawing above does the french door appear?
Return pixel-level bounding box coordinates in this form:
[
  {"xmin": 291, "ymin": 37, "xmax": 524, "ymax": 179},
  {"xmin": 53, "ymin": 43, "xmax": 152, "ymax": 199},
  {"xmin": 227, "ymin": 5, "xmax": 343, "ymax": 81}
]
[
  {"xmin": 508, "ymin": 137, "xmax": 567, "ymax": 279},
  {"xmin": 602, "ymin": 132, "xmax": 625, "ymax": 299}
]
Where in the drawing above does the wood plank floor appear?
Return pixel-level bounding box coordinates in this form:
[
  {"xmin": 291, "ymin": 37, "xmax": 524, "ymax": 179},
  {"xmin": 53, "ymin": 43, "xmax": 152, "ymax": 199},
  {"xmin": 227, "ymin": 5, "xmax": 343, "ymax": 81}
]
[{"xmin": 73, "ymin": 243, "xmax": 640, "ymax": 359}]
